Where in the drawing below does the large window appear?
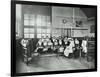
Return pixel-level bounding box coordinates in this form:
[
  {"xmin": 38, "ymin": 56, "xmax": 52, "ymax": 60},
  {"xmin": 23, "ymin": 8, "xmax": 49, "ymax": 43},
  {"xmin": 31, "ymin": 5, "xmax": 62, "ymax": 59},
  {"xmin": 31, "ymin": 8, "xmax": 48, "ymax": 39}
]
[
  {"xmin": 36, "ymin": 15, "xmax": 51, "ymax": 38},
  {"xmin": 24, "ymin": 14, "xmax": 51, "ymax": 38},
  {"xmin": 24, "ymin": 14, "xmax": 35, "ymax": 26},
  {"xmin": 37, "ymin": 15, "xmax": 51, "ymax": 27},
  {"xmin": 24, "ymin": 28, "xmax": 34, "ymax": 38},
  {"xmin": 24, "ymin": 14, "xmax": 35, "ymax": 38}
]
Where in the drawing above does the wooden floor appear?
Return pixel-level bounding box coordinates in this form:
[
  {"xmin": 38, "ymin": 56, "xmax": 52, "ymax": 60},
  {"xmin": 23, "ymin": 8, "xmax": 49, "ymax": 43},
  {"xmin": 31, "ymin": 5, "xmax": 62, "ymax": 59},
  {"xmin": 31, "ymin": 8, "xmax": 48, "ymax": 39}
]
[{"xmin": 16, "ymin": 54, "xmax": 94, "ymax": 73}]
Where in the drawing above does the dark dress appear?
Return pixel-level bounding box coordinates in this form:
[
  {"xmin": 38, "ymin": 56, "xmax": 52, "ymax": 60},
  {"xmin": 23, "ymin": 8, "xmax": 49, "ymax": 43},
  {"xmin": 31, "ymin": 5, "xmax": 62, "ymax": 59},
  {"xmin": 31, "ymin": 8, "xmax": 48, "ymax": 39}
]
[{"xmin": 74, "ymin": 40, "xmax": 80, "ymax": 58}]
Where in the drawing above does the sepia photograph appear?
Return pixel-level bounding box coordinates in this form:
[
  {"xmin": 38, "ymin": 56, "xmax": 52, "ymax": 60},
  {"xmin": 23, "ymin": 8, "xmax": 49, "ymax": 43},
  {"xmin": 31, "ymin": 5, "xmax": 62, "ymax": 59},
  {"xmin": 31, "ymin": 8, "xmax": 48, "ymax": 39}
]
[{"xmin": 11, "ymin": 0, "xmax": 97, "ymax": 76}]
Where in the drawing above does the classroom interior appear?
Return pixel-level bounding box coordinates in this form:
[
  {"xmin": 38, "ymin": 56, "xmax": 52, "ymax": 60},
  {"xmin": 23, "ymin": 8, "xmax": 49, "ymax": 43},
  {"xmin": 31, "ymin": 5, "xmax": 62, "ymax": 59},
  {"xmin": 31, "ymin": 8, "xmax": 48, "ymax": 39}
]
[{"xmin": 16, "ymin": 4, "xmax": 96, "ymax": 73}]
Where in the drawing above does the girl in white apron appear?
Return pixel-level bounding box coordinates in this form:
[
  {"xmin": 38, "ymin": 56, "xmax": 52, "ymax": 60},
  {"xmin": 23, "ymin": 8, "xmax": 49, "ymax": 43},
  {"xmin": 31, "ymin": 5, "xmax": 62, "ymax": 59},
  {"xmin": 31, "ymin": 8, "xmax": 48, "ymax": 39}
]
[
  {"xmin": 69, "ymin": 39, "xmax": 75, "ymax": 53},
  {"xmin": 36, "ymin": 39, "xmax": 43, "ymax": 54},
  {"xmin": 48, "ymin": 40, "xmax": 53, "ymax": 48},
  {"xmin": 48, "ymin": 40, "xmax": 53, "ymax": 53},
  {"xmin": 21, "ymin": 39, "xmax": 29, "ymax": 56},
  {"xmin": 43, "ymin": 39, "xmax": 48, "ymax": 53},
  {"xmin": 21, "ymin": 39, "xmax": 29, "ymax": 48},
  {"xmin": 63, "ymin": 37, "xmax": 69, "ymax": 48},
  {"xmin": 81, "ymin": 39, "xmax": 88, "ymax": 57},
  {"xmin": 45, "ymin": 36, "xmax": 50, "ymax": 42},
  {"xmin": 63, "ymin": 41, "xmax": 71, "ymax": 57},
  {"xmin": 21, "ymin": 39, "xmax": 30, "ymax": 65},
  {"xmin": 58, "ymin": 39, "xmax": 64, "ymax": 52},
  {"xmin": 59, "ymin": 39, "xmax": 62, "ymax": 46},
  {"xmin": 37, "ymin": 39, "xmax": 42, "ymax": 46}
]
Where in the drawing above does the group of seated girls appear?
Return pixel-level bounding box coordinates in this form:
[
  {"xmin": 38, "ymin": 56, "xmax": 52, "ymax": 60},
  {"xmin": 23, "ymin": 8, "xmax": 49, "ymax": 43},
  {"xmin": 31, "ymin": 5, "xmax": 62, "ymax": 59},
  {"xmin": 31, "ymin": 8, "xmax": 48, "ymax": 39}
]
[{"xmin": 35, "ymin": 36, "xmax": 88, "ymax": 58}]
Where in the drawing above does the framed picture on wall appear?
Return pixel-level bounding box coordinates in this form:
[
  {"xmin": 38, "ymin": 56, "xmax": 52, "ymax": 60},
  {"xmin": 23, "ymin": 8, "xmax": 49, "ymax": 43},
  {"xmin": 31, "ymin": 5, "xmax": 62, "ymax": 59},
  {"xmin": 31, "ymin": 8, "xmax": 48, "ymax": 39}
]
[
  {"xmin": 76, "ymin": 21, "xmax": 82, "ymax": 27},
  {"xmin": 90, "ymin": 25, "xmax": 95, "ymax": 33},
  {"xmin": 11, "ymin": 0, "xmax": 97, "ymax": 76}
]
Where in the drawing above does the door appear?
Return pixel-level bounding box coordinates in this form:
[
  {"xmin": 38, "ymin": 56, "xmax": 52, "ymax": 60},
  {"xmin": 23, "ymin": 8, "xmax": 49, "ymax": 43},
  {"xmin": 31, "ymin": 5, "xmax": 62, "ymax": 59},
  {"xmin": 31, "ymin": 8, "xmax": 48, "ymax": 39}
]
[{"xmin": 62, "ymin": 28, "xmax": 71, "ymax": 37}]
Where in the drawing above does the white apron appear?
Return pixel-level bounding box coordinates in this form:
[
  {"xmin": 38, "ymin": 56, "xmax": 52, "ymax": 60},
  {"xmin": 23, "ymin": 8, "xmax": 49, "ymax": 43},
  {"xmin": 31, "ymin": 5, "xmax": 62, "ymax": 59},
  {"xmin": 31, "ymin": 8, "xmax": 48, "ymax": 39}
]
[
  {"xmin": 59, "ymin": 40, "xmax": 62, "ymax": 45},
  {"xmin": 69, "ymin": 40, "xmax": 75, "ymax": 53},
  {"xmin": 64, "ymin": 46, "xmax": 71, "ymax": 57},
  {"xmin": 21, "ymin": 39, "xmax": 28, "ymax": 48},
  {"xmin": 81, "ymin": 40, "xmax": 87, "ymax": 53},
  {"xmin": 64, "ymin": 40, "xmax": 75, "ymax": 57},
  {"xmin": 43, "ymin": 41, "xmax": 48, "ymax": 52}
]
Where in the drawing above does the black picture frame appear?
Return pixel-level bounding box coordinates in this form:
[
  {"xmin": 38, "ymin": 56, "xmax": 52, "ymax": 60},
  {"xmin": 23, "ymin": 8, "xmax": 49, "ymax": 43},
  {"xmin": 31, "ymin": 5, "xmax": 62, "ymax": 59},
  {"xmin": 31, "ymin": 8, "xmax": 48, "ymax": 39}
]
[{"xmin": 11, "ymin": 0, "xmax": 97, "ymax": 76}]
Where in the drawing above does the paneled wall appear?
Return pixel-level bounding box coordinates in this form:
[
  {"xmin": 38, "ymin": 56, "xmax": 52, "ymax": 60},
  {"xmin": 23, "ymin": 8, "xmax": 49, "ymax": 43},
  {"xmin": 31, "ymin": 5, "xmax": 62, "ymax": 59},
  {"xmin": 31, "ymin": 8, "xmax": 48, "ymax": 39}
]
[{"xmin": 52, "ymin": 6, "xmax": 91, "ymax": 37}]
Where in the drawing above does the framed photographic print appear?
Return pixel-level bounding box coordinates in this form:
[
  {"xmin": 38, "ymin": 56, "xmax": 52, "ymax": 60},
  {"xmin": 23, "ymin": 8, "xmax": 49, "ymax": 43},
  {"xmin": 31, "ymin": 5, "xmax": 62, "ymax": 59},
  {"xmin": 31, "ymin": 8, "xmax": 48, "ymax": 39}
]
[{"xmin": 11, "ymin": 0, "xmax": 97, "ymax": 76}]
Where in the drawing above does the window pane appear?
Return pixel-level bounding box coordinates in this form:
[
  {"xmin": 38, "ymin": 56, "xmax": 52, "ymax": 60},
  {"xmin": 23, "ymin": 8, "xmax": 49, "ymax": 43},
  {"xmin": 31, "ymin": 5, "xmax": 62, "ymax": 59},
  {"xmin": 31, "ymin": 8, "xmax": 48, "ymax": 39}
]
[
  {"xmin": 24, "ymin": 20, "xmax": 29, "ymax": 25},
  {"xmin": 47, "ymin": 22, "xmax": 51, "ymax": 27},
  {"xmin": 37, "ymin": 15, "xmax": 41, "ymax": 26},
  {"xmin": 24, "ymin": 28, "xmax": 29, "ymax": 33},
  {"xmin": 30, "ymin": 15, "xmax": 35, "ymax": 26},
  {"xmin": 42, "ymin": 34, "xmax": 46, "ymax": 38},
  {"xmin": 30, "ymin": 28, "xmax": 34, "ymax": 33},
  {"xmin": 37, "ymin": 34, "xmax": 41, "ymax": 38},
  {"xmin": 41, "ymin": 16, "xmax": 46, "ymax": 26},
  {"xmin": 37, "ymin": 28, "xmax": 41, "ymax": 33},
  {"xmin": 24, "ymin": 14, "xmax": 29, "ymax": 19},
  {"xmin": 41, "ymin": 29, "xmax": 46, "ymax": 33},
  {"xmin": 47, "ymin": 29, "xmax": 50, "ymax": 33},
  {"xmin": 30, "ymin": 19, "xmax": 35, "ymax": 26},
  {"xmin": 47, "ymin": 16, "xmax": 51, "ymax": 27},
  {"xmin": 30, "ymin": 14, "xmax": 35, "ymax": 20},
  {"xmin": 30, "ymin": 34, "xmax": 34, "ymax": 38},
  {"xmin": 24, "ymin": 34, "xmax": 29, "ymax": 38}
]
